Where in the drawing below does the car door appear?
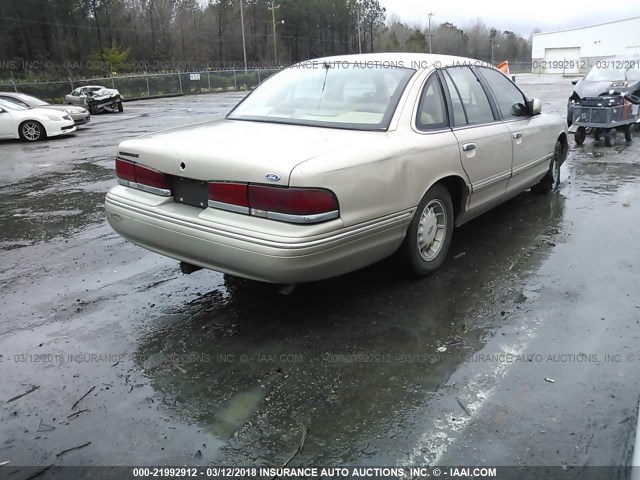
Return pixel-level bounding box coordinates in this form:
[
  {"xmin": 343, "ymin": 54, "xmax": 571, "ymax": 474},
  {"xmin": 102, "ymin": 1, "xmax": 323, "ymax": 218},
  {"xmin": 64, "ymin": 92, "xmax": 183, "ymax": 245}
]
[
  {"xmin": 68, "ymin": 88, "xmax": 83, "ymax": 106},
  {"xmin": 439, "ymin": 67, "xmax": 513, "ymax": 214},
  {"xmin": 0, "ymin": 106, "xmax": 16, "ymax": 138},
  {"xmin": 476, "ymin": 66, "xmax": 555, "ymax": 194}
]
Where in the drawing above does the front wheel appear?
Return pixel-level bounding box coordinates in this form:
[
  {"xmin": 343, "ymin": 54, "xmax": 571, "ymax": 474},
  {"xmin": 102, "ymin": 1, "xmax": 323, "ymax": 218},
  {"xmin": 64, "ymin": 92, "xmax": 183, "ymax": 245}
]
[
  {"xmin": 574, "ymin": 126, "xmax": 586, "ymax": 145},
  {"xmin": 19, "ymin": 121, "xmax": 46, "ymax": 142},
  {"xmin": 403, "ymin": 184, "xmax": 454, "ymax": 276},
  {"xmin": 117, "ymin": 101, "xmax": 124, "ymax": 113},
  {"xmin": 532, "ymin": 140, "xmax": 562, "ymax": 194}
]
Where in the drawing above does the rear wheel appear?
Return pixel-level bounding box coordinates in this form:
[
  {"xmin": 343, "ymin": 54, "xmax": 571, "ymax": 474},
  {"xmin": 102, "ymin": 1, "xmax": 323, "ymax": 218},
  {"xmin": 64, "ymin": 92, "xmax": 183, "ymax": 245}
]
[
  {"xmin": 117, "ymin": 101, "xmax": 124, "ymax": 113},
  {"xmin": 625, "ymin": 124, "xmax": 634, "ymax": 142},
  {"xmin": 19, "ymin": 121, "xmax": 46, "ymax": 142},
  {"xmin": 403, "ymin": 184, "xmax": 454, "ymax": 276},
  {"xmin": 605, "ymin": 128, "xmax": 616, "ymax": 147},
  {"xmin": 574, "ymin": 126, "xmax": 586, "ymax": 145},
  {"xmin": 532, "ymin": 140, "xmax": 562, "ymax": 194}
]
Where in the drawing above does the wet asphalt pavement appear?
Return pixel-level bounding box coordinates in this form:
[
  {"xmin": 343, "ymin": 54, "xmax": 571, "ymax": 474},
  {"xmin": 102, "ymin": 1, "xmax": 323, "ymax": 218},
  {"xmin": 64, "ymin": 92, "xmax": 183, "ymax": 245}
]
[{"xmin": 0, "ymin": 75, "xmax": 639, "ymax": 478}]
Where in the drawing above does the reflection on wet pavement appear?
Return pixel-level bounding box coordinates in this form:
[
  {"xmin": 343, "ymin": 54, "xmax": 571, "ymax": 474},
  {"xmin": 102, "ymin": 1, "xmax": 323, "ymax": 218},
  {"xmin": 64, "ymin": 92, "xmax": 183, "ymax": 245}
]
[
  {"xmin": 0, "ymin": 163, "xmax": 114, "ymax": 249},
  {"xmin": 131, "ymin": 190, "xmax": 567, "ymax": 465}
]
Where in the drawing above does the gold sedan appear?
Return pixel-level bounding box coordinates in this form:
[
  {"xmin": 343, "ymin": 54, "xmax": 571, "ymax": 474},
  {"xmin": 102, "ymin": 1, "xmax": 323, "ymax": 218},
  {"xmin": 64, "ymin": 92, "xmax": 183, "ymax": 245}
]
[{"xmin": 105, "ymin": 53, "xmax": 568, "ymax": 284}]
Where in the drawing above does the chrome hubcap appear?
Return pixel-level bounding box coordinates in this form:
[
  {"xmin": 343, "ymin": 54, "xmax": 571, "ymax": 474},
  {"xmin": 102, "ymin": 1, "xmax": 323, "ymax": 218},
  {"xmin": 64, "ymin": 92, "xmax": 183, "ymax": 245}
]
[
  {"xmin": 417, "ymin": 199, "xmax": 447, "ymax": 261},
  {"xmin": 22, "ymin": 123, "xmax": 40, "ymax": 141}
]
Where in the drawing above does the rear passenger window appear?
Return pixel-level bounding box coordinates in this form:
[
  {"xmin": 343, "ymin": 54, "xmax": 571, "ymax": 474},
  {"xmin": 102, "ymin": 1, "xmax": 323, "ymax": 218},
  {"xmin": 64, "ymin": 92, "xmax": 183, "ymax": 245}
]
[
  {"xmin": 416, "ymin": 75, "xmax": 448, "ymax": 130},
  {"xmin": 443, "ymin": 67, "xmax": 495, "ymax": 125}
]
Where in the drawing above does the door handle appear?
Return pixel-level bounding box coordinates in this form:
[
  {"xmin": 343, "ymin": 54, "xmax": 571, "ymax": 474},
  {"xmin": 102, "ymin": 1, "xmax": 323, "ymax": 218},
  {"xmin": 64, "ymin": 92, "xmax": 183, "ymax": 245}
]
[
  {"xmin": 462, "ymin": 143, "xmax": 476, "ymax": 152},
  {"xmin": 512, "ymin": 132, "xmax": 523, "ymax": 139}
]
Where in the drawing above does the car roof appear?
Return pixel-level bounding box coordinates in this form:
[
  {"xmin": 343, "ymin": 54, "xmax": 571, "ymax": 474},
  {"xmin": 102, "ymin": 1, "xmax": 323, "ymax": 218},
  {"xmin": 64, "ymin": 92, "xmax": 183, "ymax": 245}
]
[{"xmin": 297, "ymin": 53, "xmax": 493, "ymax": 71}]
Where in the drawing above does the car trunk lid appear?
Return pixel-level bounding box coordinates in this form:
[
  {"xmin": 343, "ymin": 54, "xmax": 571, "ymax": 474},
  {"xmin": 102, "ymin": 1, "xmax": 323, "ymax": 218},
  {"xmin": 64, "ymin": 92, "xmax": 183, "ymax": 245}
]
[{"xmin": 117, "ymin": 119, "xmax": 361, "ymax": 186}]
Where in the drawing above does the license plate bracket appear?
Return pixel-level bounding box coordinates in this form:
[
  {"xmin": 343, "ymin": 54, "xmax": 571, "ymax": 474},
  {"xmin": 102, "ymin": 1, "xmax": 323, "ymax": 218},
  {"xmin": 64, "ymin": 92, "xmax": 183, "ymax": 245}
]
[{"xmin": 172, "ymin": 177, "xmax": 208, "ymax": 209}]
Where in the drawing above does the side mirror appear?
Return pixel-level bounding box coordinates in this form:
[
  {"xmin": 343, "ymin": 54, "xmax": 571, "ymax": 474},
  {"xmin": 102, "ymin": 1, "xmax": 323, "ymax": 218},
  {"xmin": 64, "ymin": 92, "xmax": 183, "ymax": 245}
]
[
  {"xmin": 528, "ymin": 98, "xmax": 542, "ymax": 115},
  {"xmin": 511, "ymin": 103, "xmax": 529, "ymax": 117},
  {"xmin": 571, "ymin": 79, "xmax": 580, "ymax": 85}
]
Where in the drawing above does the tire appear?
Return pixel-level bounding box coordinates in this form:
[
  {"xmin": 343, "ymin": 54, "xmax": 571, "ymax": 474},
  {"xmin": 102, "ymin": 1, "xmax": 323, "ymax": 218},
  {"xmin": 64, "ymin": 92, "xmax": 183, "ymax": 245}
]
[
  {"xmin": 605, "ymin": 128, "xmax": 616, "ymax": 147},
  {"xmin": 402, "ymin": 184, "xmax": 454, "ymax": 276},
  {"xmin": 574, "ymin": 126, "xmax": 586, "ymax": 145},
  {"xmin": 88, "ymin": 104, "xmax": 97, "ymax": 115},
  {"xmin": 19, "ymin": 121, "xmax": 46, "ymax": 142},
  {"xmin": 625, "ymin": 124, "xmax": 633, "ymax": 143},
  {"xmin": 532, "ymin": 140, "xmax": 562, "ymax": 194},
  {"xmin": 117, "ymin": 101, "xmax": 123, "ymax": 113},
  {"xmin": 594, "ymin": 129, "xmax": 601, "ymax": 142}
]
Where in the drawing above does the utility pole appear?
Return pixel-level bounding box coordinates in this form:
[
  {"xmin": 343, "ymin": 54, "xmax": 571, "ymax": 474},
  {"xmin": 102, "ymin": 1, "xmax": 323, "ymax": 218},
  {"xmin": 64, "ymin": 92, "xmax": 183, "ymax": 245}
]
[
  {"xmin": 356, "ymin": 3, "xmax": 362, "ymax": 54},
  {"xmin": 239, "ymin": 0, "xmax": 248, "ymax": 72},
  {"xmin": 491, "ymin": 39, "xmax": 499, "ymax": 65},
  {"xmin": 427, "ymin": 12, "xmax": 434, "ymax": 54},
  {"xmin": 268, "ymin": 1, "xmax": 281, "ymax": 67}
]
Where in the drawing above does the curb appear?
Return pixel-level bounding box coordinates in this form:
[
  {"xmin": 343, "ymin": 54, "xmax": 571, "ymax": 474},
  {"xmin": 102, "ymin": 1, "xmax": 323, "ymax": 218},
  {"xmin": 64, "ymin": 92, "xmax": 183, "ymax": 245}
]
[{"xmin": 633, "ymin": 400, "xmax": 640, "ymax": 480}]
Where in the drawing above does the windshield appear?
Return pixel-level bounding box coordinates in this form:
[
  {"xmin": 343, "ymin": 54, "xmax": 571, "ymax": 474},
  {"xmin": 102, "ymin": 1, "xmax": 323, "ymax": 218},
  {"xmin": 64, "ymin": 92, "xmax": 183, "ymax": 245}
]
[
  {"xmin": 0, "ymin": 99, "xmax": 28, "ymax": 111},
  {"xmin": 227, "ymin": 63, "xmax": 416, "ymax": 130},
  {"xmin": 584, "ymin": 67, "xmax": 626, "ymax": 82},
  {"xmin": 15, "ymin": 94, "xmax": 49, "ymax": 106}
]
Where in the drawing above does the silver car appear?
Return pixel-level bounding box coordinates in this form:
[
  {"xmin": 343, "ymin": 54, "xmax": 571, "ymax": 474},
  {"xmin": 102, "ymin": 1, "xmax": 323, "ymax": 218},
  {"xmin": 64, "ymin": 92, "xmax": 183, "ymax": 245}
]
[
  {"xmin": 64, "ymin": 85, "xmax": 123, "ymax": 114},
  {"xmin": 105, "ymin": 53, "xmax": 568, "ymax": 284},
  {"xmin": 0, "ymin": 92, "xmax": 90, "ymax": 125}
]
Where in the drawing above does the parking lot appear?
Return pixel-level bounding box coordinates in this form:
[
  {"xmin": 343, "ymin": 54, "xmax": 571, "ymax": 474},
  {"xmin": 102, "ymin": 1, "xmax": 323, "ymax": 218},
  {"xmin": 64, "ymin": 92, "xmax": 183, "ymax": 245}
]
[{"xmin": 1, "ymin": 75, "xmax": 639, "ymax": 476}]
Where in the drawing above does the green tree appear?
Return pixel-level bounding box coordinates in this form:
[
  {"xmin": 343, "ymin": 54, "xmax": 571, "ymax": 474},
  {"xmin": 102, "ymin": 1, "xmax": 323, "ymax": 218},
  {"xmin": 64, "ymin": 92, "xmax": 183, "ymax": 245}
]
[{"xmin": 87, "ymin": 42, "xmax": 132, "ymax": 75}]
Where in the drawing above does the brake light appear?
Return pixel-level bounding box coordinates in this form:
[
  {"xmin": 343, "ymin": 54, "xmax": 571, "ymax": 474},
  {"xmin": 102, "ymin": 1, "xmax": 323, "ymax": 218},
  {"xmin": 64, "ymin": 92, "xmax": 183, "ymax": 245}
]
[
  {"xmin": 249, "ymin": 186, "xmax": 338, "ymax": 216},
  {"xmin": 207, "ymin": 182, "xmax": 249, "ymax": 214},
  {"xmin": 115, "ymin": 158, "xmax": 171, "ymax": 196},
  {"xmin": 207, "ymin": 181, "xmax": 339, "ymax": 224},
  {"xmin": 115, "ymin": 158, "xmax": 135, "ymax": 182}
]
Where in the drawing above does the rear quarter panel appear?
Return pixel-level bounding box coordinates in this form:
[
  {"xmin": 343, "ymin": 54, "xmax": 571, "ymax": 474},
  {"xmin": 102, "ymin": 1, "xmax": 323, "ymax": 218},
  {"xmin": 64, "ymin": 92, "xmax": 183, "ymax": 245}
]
[{"xmin": 289, "ymin": 129, "xmax": 464, "ymax": 227}]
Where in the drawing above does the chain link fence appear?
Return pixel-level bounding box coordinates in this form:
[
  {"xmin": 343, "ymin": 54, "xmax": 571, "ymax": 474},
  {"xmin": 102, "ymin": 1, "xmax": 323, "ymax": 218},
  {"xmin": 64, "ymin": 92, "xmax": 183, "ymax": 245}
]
[
  {"xmin": 0, "ymin": 69, "xmax": 282, "ymax": 104},
  {"xmin": 0, "ymin": 62, "xmax": 536, "ymax": 104}
]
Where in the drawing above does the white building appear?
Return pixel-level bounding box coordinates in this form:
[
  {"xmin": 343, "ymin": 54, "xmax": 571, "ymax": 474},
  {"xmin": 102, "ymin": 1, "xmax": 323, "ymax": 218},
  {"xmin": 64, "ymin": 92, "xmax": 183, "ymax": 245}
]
[{"xmin": 531, "ymin": 17, "xmax": 640, "ymax": 74}]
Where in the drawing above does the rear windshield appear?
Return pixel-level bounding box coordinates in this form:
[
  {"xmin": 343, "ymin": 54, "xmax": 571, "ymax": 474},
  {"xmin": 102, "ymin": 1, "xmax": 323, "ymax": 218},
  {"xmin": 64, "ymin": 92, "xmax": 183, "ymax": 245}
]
[{"xmin": 227, "ymin": 63, "xmax": 416, "ymax": 131}]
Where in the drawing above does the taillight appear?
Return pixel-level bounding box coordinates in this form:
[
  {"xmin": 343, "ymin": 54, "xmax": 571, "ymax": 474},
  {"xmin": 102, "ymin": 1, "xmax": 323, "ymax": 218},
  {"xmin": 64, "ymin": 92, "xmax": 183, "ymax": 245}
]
[
  {"xmin": 115, "ymin": 158, "xmax": 135, "ymax": 182},
  {"xmin": 115, "ymin": 158, "xmax": 171, "ymax": 197},
  {"xmin": 208, "ymin": 182, "xmax": 339, "ymax": 224},
  {"xmin": 207, "ymin": 182, "xmax": 249, "ymax": 214},
  {"xmin": 249, "ymin": 186, "xmax": 338, "ymax": 216}
]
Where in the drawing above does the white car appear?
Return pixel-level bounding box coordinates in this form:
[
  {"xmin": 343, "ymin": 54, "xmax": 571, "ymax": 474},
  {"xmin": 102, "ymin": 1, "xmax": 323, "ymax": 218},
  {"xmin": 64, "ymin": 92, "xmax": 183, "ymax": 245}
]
[{"xmin": 0, "ymin": 99, "xmax": 76, "ymax": 141}]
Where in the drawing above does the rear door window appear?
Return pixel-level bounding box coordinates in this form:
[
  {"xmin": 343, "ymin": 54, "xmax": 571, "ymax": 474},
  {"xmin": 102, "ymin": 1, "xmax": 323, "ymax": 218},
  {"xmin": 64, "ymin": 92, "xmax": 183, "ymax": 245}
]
[{"xmin": 443, "ymin": 67, "xmax": 495, "ymax": 126}]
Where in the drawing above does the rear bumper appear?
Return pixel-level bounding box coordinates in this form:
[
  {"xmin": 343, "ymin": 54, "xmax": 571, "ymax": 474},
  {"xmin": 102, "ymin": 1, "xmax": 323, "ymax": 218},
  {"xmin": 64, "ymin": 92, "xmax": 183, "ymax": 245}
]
[{"xmin": 105, "ymin": 186, "xmax": 412, "ymax": 283}]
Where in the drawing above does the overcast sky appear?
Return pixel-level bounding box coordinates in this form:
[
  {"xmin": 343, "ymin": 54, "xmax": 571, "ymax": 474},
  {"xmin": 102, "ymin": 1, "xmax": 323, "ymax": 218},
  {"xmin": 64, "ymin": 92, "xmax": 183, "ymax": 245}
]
[{"xmin": 378, "ymin": 0, "xmax": 640, "ymax": 36}]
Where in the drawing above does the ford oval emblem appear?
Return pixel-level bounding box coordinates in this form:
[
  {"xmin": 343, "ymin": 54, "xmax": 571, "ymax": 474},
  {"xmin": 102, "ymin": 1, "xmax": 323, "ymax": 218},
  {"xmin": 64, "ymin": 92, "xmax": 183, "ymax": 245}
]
[{"xmin": 265, "ymin": 173, "xmax": 281, "ymax": 182}]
